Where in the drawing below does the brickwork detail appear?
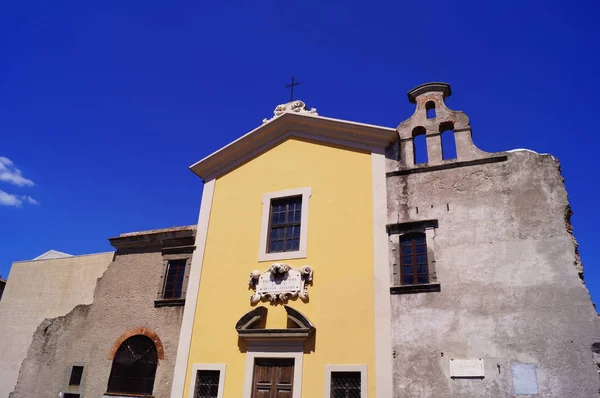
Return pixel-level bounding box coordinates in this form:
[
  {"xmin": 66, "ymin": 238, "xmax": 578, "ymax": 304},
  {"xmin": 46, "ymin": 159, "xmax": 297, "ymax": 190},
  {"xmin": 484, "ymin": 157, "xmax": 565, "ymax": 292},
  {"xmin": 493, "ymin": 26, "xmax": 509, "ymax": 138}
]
[{"xmin": 108, "ymin": 327, "xmax": 165, "ymax": 360}]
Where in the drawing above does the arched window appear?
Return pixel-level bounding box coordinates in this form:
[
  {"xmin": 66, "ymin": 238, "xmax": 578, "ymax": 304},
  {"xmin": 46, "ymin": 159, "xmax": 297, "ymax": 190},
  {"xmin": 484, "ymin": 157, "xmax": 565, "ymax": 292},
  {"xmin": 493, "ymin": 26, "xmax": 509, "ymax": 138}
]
[
  {"xmin": 426, "ymin": 101, "xmax": 436, "ymax": 119},
  {"xmin": 107, "ymin": 335, "xmax": 158, "ymax": 395},
  {"xmin": 400, "ymin": 233, "xmax": 428, "ymax": 285},
  {"xmin": 440, "ymin": 121, "xmax": 457, "ymax": 160},
  {"xmin": 412, "ymin": 126, "xmax": 428, "ymax": 165}
]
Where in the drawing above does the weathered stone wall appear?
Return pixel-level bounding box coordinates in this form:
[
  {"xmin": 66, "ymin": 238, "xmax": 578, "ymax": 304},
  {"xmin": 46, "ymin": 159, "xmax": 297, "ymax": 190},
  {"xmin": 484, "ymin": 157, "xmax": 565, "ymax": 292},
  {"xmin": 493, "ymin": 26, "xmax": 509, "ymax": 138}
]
[
  {"xmin": 9, "ymin": 228, "xmax": 194, "ymax": 398},
  {"xmin": 387, "ymin": 83, "xmax": 600, "ymax": 397},
  {"xmin": 0, "ymin": 252, "xmax": 113, "ymax": 398}
]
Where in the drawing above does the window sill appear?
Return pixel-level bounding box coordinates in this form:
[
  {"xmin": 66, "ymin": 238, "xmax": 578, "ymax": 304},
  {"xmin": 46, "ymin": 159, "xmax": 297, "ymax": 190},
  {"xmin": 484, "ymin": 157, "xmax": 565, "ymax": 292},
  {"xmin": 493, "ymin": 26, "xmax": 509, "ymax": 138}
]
[
  {"xmin": 258, "ymin": 250, "xmax": 307, "ymax": 262},
  {"xmin": 390, "ymin": 283, "xmax": 441, "ymax": 295},
  {"xmin": 154, "ymin": 298, "xmax": 185, "ymax": 307}
]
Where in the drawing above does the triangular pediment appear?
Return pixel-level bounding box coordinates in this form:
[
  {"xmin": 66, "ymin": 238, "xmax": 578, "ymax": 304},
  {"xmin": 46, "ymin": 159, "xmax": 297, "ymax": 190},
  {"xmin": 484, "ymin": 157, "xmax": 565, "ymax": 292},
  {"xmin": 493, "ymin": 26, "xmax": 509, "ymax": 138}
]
[{"xmin": 190, "ymin": 110, "xmax": 396, "ymax": 181}]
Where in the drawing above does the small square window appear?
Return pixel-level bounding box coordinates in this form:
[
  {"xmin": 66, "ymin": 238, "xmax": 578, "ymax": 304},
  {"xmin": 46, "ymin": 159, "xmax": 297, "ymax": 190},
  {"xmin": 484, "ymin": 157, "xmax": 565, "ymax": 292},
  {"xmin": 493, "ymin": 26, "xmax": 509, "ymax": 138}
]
[
  {"xmin": 331, "ymin": 371, "xmax": 362, "ymax": 398},
  {"xmin": 69, "ymin": 366, "xmax": 84, "ymax": 386},
  {"xmin": 193, "ymin": 370, "xmax": 220, "ymax": 398}
]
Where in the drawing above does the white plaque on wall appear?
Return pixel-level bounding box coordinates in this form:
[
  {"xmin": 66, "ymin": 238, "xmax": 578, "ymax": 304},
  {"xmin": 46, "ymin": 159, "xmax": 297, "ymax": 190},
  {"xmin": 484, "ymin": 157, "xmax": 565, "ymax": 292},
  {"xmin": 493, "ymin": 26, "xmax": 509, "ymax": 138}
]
[
  {"xmin": 248, "ymin": 263, "xmax": 313, "ymax": 304},
  {"xmin": 511, "ymin": 363, "xmax": 538, "ymax": 394},
  {"xmin": 449, "ymin": 359, "xmax": 485, "ymax": 378}
]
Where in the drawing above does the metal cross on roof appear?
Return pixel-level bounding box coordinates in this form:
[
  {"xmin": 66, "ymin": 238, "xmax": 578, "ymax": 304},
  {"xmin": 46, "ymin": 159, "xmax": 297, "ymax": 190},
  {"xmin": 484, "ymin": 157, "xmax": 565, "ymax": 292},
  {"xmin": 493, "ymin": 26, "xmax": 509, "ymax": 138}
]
[{"xmin": 285, "ymin": 76, "xmax": 300, "ymax": 102}]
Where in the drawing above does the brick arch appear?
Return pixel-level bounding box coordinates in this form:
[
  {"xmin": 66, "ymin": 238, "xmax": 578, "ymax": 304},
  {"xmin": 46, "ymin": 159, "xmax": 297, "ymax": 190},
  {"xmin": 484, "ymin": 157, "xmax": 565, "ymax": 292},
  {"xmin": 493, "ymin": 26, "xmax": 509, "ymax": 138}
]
[{"xmin": 108, "ymin": 327, "xmax": 165, "ymax": 360}]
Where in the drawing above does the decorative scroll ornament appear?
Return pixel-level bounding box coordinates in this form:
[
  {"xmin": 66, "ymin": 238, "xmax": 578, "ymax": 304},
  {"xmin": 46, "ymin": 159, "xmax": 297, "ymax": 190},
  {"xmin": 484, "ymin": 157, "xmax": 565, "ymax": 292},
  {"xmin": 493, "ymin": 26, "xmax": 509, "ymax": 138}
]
[
  {"xmin": 248, "ymin": 263, "xmax": 313, "ymax": 304},
  {"xmin": 262, "ymin": 100, "xmax": 318, "ymax": 123}
]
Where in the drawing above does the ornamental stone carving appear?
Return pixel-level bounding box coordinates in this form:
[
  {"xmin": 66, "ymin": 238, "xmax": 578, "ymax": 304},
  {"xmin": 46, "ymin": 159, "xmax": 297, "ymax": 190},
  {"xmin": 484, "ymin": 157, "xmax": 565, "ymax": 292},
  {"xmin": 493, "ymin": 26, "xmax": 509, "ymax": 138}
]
[
  {"xmin": 262, "ymin": 100, "xmax": 318, "ymax": 123},
  {"xmin": 248, "ymin": 263, "xmax": 313, "ymax": 304}
]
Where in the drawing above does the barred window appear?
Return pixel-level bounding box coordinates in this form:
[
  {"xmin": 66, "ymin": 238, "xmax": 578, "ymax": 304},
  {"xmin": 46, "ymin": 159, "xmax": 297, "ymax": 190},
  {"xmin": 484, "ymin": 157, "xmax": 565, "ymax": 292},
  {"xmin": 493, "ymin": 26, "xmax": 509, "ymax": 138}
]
[
  {"xmin": 106, "ymin": 335, "xmax": 158, "ymax": 395},
  {"xmin": 267, "ymin": 196, "xmax": 302, "ymax": 253},
  {"xmin": 193, "ymin": 370, "xmax": 220, "ymax": 398},
  {"xmin": 163, "ymin": 259, "xmax": 187, "ymax": 299},
  {"xmin": 331, "ymin": 371, "xmax": 362, "ymax": 398},
  {"xmin": 400, "ymin": 232, "xmax": 428, "ymax": 285}
]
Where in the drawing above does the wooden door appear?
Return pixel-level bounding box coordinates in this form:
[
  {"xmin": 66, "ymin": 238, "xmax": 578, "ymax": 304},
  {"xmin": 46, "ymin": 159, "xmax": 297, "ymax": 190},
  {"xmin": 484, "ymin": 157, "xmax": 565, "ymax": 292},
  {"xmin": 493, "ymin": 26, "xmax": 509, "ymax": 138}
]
[{"xmin": 252, "ymin": 358, "xmax": 295, "ymax": 398}]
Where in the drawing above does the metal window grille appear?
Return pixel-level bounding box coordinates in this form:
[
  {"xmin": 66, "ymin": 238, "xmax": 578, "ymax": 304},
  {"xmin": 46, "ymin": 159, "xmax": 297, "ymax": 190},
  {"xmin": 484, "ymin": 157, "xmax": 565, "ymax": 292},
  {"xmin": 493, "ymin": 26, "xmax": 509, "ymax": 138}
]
[
  {"xmin": 193, "ymin": 370, "xmax": 220, "ymax": 398},
  {"xmin": 69, "ymin": 365, "xmax": 84, "ymax": 386},
  {"xmin": 163, "ymin": 259, "xmax": 186, "ymax": 299},
  {"xmin": 106, "ymin": 335, "xmax": 158, "ymax": 395},
  {"xmin": 267, "ymin": 196, "xmax": 302, "ymax": 253},
  {"xmin": 331, "ymin": 371, "xmax": 361, "ymax": 398},
  {"xmin": 400, "ymin": 232, "xmax": 429, "ymax": 285}
]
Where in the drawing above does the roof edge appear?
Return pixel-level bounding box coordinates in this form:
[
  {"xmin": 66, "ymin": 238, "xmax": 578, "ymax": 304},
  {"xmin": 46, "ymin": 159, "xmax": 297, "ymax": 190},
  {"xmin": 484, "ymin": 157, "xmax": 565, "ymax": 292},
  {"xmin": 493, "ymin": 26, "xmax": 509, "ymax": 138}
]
[
  {"xmin": 190, "ymin": 112, "xmax": 397, "ymax": 181},
  {"xmin": 12, "ymin": 251, "xmax": 115, "ymax": 264}
]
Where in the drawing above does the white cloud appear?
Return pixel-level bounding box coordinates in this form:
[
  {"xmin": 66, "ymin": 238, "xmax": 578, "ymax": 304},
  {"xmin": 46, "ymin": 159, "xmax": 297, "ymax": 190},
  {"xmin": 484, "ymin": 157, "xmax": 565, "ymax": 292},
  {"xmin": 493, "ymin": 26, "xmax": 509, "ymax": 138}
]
[
  {"xmin": 0, "ymin": 190, "xmax": 23, "ymax": 207},
  {"xmin": 0, "ymin": 156, "xmax": 34, "ymax": 187},
  {"xmin": 0, "ymin": 191, "xmax": 40, "ymax": 207},
  {"xmin": 22, "ymin": 195, "xmax": 39, "ymax": 205}
]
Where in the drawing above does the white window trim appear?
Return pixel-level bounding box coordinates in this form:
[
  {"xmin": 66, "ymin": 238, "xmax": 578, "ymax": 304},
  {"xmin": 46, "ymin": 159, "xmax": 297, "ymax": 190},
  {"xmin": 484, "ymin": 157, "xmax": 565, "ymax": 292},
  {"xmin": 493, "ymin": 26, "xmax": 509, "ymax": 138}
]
[
  {"xmin": 258, "ymin": 187, "xmax": 312, "ymax": 262},
  {"xmin": 324, "ymin": 364, "xmax": 368, "ymax": 398},
  {"xmin": 187, "ymin": 363, "xmax": 226, "ymax": 398},
  {"xmin": 242, "ymin": 350, "xmax": 303, "ymax": 398}
]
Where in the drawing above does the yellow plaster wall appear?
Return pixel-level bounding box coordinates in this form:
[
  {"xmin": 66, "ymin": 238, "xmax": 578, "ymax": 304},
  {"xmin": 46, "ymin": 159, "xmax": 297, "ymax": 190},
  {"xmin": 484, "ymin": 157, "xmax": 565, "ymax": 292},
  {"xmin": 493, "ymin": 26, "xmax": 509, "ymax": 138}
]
[{"xmin": 184, "ymin": 138, "xmax": 375, "ymax": 397}]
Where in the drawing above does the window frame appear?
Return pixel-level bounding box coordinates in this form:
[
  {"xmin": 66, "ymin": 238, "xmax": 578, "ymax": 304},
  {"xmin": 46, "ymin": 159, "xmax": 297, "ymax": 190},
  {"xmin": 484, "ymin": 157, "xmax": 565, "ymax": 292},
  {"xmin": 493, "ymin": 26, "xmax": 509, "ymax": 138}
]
[
  {"xmin": 266, "ymin": 196, "xmax": 303, "ymax": 254},
  {"xmin": 258, "ymin": 187, "xmax": 312, "ymax": 262},
  {"xmin": 399, "ymin": 232, "xmax": 429, "ymax": 285},
  {"xmin": 188, "ymin": 364, "xmax": 226, "ymax": 398},
  {"xmin": 162, "ymin": 259, "xmax": 187, "ymax": 299},
  {"xmin": 324, "ymin": 364, "xmax": 367, "ymax": 398},
  {"xmin": 155, "ymin": 252, "xmax": 193, "ymax": 306},
  {"xmin": 387, "ymin": 220, "xmax": 440, "ymax": 294}
]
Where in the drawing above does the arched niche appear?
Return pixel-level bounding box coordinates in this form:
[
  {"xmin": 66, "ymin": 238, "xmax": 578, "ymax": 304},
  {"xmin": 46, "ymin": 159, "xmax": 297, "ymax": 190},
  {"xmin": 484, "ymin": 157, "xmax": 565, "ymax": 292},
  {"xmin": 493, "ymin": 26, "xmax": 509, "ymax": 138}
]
[{"xmin": 235, "ymin": 305, "xmax": 315, "ymax": 341}]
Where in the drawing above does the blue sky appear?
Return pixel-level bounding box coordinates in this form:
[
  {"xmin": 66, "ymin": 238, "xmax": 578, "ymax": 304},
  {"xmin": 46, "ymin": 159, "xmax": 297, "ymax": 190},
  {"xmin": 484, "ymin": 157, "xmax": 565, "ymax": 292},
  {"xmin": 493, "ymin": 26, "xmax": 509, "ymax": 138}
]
[{"xmin": 1, "ymin": 1, "xmax": 599, "ymax": 302}]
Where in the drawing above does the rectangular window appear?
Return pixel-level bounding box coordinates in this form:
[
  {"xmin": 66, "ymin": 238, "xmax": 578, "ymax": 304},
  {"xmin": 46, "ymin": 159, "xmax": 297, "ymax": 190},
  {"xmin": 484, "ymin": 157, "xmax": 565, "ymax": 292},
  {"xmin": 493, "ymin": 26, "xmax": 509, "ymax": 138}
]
[
  {"xmin": 400, "ymin": 233, "xmax": 428, "ymax": 285},
  {"xmin": 69, "ymin": 365, "xmax": 84, "ymax": 386},
  {"xmin": 193, "ymin": 370, "xmax": 220, "ymax": 398},
  {"xmin": 267, "ymin": 196, "xmax": 302, "ymax": 253},
  {"xmin": 331, "ymin": 371, "xmax": 362, "ymax": 398},
  {"xmin": 62, "ymin": 394, "xmax": 81, "ymax": 398},
  {"xmin": 163, "ymin": 259, "xmax": 187, "ymax": 299}
]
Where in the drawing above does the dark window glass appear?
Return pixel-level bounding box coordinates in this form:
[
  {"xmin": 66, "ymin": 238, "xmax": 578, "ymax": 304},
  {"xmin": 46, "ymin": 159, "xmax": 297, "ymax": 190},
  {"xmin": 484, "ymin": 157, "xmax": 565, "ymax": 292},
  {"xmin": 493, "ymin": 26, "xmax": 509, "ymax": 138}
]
[
  {"xmin": 331, "ymin": 371, "xmax": 361, "ymax": 398},
  {"xmin": 193, "ymin": 370, "xmax": 220, "ymax": 398},
  {"xmin": 106, "ymin": 335, "xmax": 158, "ymax": 395},
  {"xmin": 267, "ymin": 196, "xmax": 302, "ymax": 253},
  {"xmin": 63, "ymin": 394, "xmax": 80, "ymax": 398},
  {"xmin": 163, "ymin": 259, "xmax": 186, "ymax": 299},
  {"xmin": 69, "ymin": 365, "xmax": 84, "ymax": 386},
  {"xmin": 399, "ymin": 233, "xmax": 429, "ymax": 285}
]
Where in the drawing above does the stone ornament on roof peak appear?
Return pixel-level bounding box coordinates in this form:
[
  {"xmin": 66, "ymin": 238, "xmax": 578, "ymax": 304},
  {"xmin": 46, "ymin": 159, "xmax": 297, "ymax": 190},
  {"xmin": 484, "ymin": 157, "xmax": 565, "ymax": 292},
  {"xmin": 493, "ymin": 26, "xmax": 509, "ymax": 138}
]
[{"xmin": 262, "ymin": 100, "xmax": 318, "ymax": 123}]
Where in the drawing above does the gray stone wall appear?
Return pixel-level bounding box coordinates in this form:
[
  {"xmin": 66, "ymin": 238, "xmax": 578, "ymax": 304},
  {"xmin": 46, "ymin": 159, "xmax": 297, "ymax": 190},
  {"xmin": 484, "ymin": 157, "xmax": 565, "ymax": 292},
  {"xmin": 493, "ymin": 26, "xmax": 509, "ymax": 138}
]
[
  {"xmin": 9, "ymin": 228, "xmax": 194, "ymax": 398},
  {"xmin": 387, "ymin": 83, "xmax": 600, "ymax": 397},
  {"xmin": 0, "ymin": 252, "xmax": 113, "ymax": 398}
]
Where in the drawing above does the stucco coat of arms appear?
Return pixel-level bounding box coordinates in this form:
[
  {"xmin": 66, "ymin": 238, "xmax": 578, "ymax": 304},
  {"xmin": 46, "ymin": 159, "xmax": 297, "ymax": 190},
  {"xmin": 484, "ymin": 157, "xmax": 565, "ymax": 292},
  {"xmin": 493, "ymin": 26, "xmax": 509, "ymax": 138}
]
[{"xmin": 248, "ymin": 263, "xmax": 313, "ymax": 304}]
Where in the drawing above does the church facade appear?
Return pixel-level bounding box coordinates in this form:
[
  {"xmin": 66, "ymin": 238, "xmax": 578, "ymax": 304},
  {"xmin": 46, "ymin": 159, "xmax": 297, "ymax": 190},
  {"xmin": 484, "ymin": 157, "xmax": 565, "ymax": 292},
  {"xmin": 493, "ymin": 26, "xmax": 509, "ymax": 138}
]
[
  {"xmin": 1, "ymin": 82, "xmax": 598, "ymax": 398},
  {"xmin": 172, "ymin": 83, "xmax": 600, "ymax": 398}
]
